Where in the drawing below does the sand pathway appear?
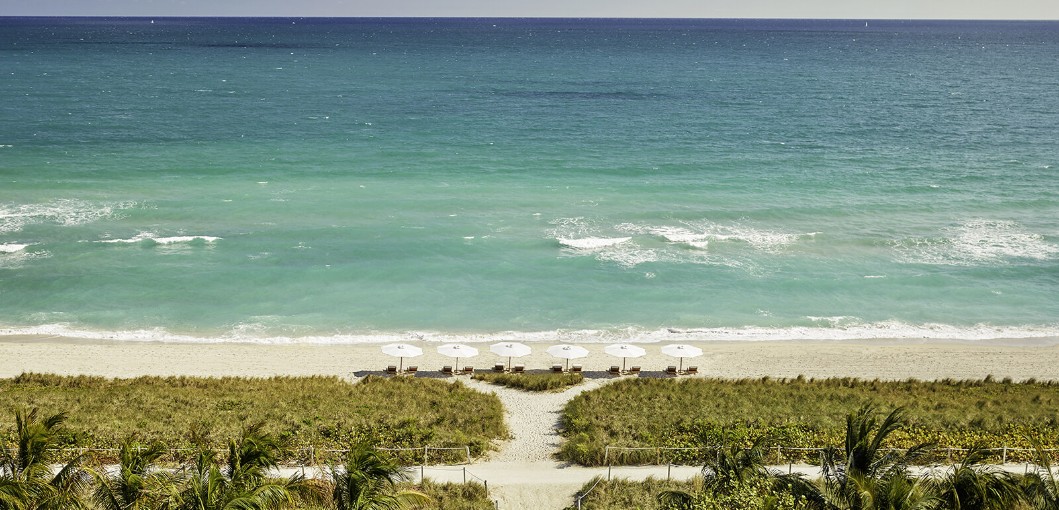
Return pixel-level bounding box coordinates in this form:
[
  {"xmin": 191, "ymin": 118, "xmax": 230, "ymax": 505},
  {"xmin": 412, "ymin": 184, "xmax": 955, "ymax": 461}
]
[{"xmin": 453, "ymin": 377, "xmax": 613, "ymax": 508}]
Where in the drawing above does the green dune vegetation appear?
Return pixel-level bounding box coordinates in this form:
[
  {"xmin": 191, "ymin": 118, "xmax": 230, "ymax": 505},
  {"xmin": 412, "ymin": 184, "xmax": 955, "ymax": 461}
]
[
  {"xmin": 560, "ymin": 376, "xmax": 1059, "ymax": 466},
  {"xmin": 471, "ymin": 372, "xmax": 584, "ymax": 392},
  {"xmin": 0, "ymin": 373, "xmax": 507, "ymax": 464},
  {"xmin": 569, "ymin": 405, "xmax": 1059, "ymax": 509}
]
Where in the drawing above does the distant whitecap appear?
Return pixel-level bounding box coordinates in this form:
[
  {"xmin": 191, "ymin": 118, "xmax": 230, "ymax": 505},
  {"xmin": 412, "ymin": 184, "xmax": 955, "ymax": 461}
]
[
  {"xmin": 557, "ymin": 237, "xmax": 631, "ymax": 250},
  {"xmin": 99, "ymin": 232, "xmax": 221, "ymax": 245},
  {"xmin": 0, "ymin": 243, "xmax": 29, "ymax": 253}
]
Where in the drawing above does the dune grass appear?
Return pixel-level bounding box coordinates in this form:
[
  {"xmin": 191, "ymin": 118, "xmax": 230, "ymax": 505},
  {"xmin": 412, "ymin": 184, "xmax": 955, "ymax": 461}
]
[
  {"xmin": 413, "ymin": 479, "xmax": 495, "ymax": 510},
  {"xmin": 563, "ymin": 476, "xmax": 794, "ymax": 510},
  {"xmin": 471, "ymin": 371, "xmax": 584, "ymax": 392},
  {"xmin": 560, "ymin": 376, "xmax": 1059, "ymax": 466},
  {"xmin": 298, "ymin": 480, "xmax": 494, "ymax": 510},
  {"xmin": 564, "ymin": 476, "xmax": 700, "ymax": 510},
  {"xmin": 0, "ymin": 373, "xmax": 506, "ymax": 464}
]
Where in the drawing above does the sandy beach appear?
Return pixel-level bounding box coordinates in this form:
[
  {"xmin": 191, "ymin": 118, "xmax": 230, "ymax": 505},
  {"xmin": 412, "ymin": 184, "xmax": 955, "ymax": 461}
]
[
  {"xmin": 3, "ymin": 335, "xmax": 1058, "ymax": 381},
  {"xmin": 5, "ymin": 335, "xmax": 1059, "ymax": 508}
]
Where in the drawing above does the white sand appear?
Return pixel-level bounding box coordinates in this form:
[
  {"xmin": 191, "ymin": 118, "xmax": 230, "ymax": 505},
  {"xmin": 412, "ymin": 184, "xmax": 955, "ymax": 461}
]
[
  {"xmin": 4, "ymin": 335, "xmax": 1059, "ymax": 508},
  {"xmin": 3, "ymin": 335, "xmax": 1058, "ymax": 381}
]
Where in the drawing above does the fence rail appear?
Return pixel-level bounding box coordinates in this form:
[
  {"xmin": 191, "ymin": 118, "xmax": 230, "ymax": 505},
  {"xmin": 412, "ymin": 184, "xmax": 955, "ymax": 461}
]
[
  {"xmin": 12, "ymin": 444, "xmax": 476, "ymax": 466},
  {"xmin": 603, "ymin": 445, "xmax": 1059, "ymax": 466},
  {"xmin": 574, "ymin": 475, "xmax": 605, "ymax": 510}
]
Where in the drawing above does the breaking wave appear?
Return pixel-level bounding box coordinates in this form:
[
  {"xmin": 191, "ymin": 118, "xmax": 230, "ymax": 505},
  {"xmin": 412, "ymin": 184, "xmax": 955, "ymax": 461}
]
[
  {"xmin": 549, "ymin": 217, "xmax": 817, "ymax": 269},
  {"xmin": 0, "ymin": 199, "xmax": 139, "ymax": 234},
  {"xmin": 0, "ymin": 243, "xmax": 29, "ymax": 254},
  {"xmin": 893, "ymin": 219, "xmax": 1059, "ymax": 266},
  {"xmin": 557, "ymin": 237, "xmax": 632, "ymax": 250},
  {"xmin": 2, "ymin": 320, "xmax": 1057, "ymax": 345},
  {"xmin": 98, "ymin": 232, "xmax": 222, "ymax": 246}
]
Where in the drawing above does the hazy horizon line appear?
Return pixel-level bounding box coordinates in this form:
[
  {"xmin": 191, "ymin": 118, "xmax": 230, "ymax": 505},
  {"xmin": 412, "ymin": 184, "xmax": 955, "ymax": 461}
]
[{"xmin": 3, "ymin": 15, "xmax": 1058, "ymax": 21}]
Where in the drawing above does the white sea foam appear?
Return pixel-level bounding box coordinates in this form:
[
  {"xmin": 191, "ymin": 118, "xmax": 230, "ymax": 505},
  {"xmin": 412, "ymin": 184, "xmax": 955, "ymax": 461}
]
[
  {"xmin": 0, "ymin": 199, "xmax": 138, "ymax": 234},
  {"xmin": 608, "ymin": 220, "xmax": 820, "ymax": 273},
  {"xmin": 894, "ymin": 219, "xmax": 1059, "ymax": 266},
  {"xmin": 99, "ymin": 232, "xmax": 221, "ymax": 245},
  {"xmin": 551, "ymin": 218, "xmax": 789, "ymax": 270},
  {"xmin": 0, "ymin": 246, "xmax": 48, "ymax": 268},
  {"xmin": 597, "ymin": 246, "xmax": 659, "ymax": 267},
  {"xmin": 547, "ymin": 216, "xmax": 593, "ymax": 239},
  {"xmin": 620, "ymin": 220, "xmax": 810, "ymax": 253},
  {"xmin": 557, "ymin": 235, "xmax": 654, "ymax": 268},
  {"xmin": 806, "ymin": 316, "xmax": 863, "ymax": 328},
  {"xmin": 156, "ymin": 236, "xmax": 220, "ymax": 244},
  {"xmin": 548, "ymin": 217, "xmax": 652, "ymax": 268},
  {"xmin": 557, "ymin": 237, "xmax": 631, "ymax": 250},
  {"xmin": 2, "ymin": 321, "xmax": 1058, "ymax": 345},
  {"xmin": 0, "ymin": 243, "xmax": 29, "ymax": 254},
  {"xmin": 648, "ymin": 226, "xmax": 711, "ymax": 249}
]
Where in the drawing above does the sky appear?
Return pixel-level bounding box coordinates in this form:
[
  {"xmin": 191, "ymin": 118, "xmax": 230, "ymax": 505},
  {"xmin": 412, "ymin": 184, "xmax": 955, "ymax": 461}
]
[{"xmin": 1, "ymin": 0, "xmax": 1057, "ymax": 20}]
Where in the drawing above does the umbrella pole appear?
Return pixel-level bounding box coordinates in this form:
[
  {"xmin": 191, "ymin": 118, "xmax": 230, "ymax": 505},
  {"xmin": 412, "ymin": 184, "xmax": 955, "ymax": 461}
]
[
  {"xmin": 679, "ymin": 357, "xmax": 683, "ymax": 372},
  {"xmin": 623, "ymin": 358, "xmax": 627, "ymax": 372},
  {"xmin": 566, "ymin": 359, "xmax": 570, "ymax": 371},
  {"xmin": 400, "ymin": 357, "xmax": 404, "ymax": 372},
  {"xmin": 508, "ymin": 356, "xmax": 512, "ymax": 371}
]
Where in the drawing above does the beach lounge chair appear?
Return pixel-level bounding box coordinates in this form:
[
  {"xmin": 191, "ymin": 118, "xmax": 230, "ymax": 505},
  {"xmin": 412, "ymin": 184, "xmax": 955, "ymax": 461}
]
[
  {"xmin": 493, "ymin": 363, "xmax": 505, "ymax": 373},
  {"xmin": 512, "ymin": 364, "xmax": 525, "ymax": 374},
  {"xmin": 685, "ymin": 366, "xmax": 698, "ymax": 375},
  {"xmin": 608, "ymin": 366, "xmax": 621, "ymax": 376},
  {"xmin": 406, "ymin": 366, "xmax": 418, "ymax": 375},
  {"xmin": 551, "ymin": 364, "xmax": 564, "ymax": 373},
  {"xmin": 385, "ymin": 365, "xmax": 398, "ymax": 376},
  {"xmin": 571, "ymin": 365, "xmax": 582, "ymax": 374},
  {"xmin": 627, "ymin": 366, "xmax": 641, "ymax": 376},
  {"xmin": 665, "ymin": 366, "xmax": 678, "ymax": 376},
  {"xmin": 441, "ymin": 366, "xmax": 453, "ymax": 376},
  {"xmin": 462, "ymin": 366, "xmax": 474, "ymax": 375}
]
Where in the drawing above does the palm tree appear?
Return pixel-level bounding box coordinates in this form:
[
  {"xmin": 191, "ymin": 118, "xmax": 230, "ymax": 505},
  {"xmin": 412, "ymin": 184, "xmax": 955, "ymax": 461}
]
[
  {"xmin": 931, "ymin": 445, "xmax": 1024, "ymax": 509},
  {"xmin": 774, "ymin": 404, "xmax": 935, "ymax": 510},
  {"xmin": 92, "ymin": 436, "xmax": 177, "ymax": 510},
  {"xmin": 658, "ymin": 435, "xmax": 774, "ymax": 509},
  {"xmin": 1019, "ymin": 439, "xmax": 1059, "ymax": 510},
  {"xmin": 328, "ymin": 443, "xmax": 429, "ymax": 510},
  {"xmin": 0, "ymin": 408, "xmax": 92, "ymax": 510},
  {"xmin": 175, "ymin": 423, "xmax": 319, "ymax": 510},
  {"xmin": 0, "ymin": 477, "xmax": 27, "ymax": 510},
  {"xmin": 870, "ymin": 473, "xmax": 937, "ymax": 510}
]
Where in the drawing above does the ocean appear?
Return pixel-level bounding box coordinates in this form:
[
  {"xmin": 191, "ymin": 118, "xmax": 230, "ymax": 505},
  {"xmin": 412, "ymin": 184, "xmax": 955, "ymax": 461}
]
[{"xmin": 1, "ymin": 18, "xmax": 1057, "ymax": 344}]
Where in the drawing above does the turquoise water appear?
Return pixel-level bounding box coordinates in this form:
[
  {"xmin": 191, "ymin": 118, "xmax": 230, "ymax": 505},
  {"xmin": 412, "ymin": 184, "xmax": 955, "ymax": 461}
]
[{"xmin": 2, "ymin": 18, "xmax": 1058, "ymax": 343}]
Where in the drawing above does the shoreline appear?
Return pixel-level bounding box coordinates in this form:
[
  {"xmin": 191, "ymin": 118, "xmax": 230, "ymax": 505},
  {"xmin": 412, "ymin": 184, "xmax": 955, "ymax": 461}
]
[{"xmin": 4, "ymin": 335, "xmax": 1059, "ymax": 381}]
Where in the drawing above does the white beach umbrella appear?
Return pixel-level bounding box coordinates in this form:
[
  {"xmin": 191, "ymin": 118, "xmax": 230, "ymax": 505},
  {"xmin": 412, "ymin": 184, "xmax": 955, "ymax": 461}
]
[
  {"xmin": 489, "ymin": 342, "xmax": 532, "ymax": 370},
  {"xmin": 546, "ymin": 344, "xmax": 590, "ymax": 371},
  {"xmin": 381, "ymin": 343, "xmax": 423, "ymax": 372},
  {"xmin": 436, "ymin": 343, "xmax": 479, "ymax": 369},
  {"xmin": 660, "ymin": 344, "xmax": 703, "ymax": 372},
  {"xmin": 603, "ymin": 343, "xmax": 647, "ymax": 371}
]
